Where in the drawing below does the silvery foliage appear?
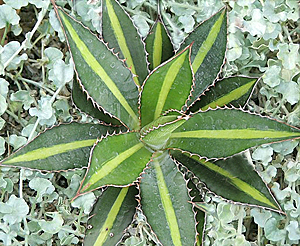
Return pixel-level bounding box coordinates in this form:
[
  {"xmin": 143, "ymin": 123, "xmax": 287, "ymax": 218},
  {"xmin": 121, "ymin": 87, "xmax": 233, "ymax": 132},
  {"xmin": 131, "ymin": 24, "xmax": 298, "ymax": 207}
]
[{"xmin": 0, "ymin": 0, "xmax": 299, "ymax": 245}]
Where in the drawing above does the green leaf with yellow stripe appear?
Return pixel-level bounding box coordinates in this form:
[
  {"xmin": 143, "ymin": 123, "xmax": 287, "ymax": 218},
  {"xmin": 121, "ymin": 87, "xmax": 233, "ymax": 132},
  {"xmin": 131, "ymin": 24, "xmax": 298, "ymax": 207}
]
[
  {"xmin": 185, "ymin": 174, "xmax": 206, "ymax": 245},
  {"xmin": 187, "ymin": 76, "xmax": 258, "ymax": 113},
  {"xmin": 145, "ymin": 15, "xmax": 174, "ymax": 70},
  {"xmin": 140, "ymin": 151, "xmax": 196, "ymax": 246},
  {"xmin": 85, "ymin": 186, "xmax": 138, "ymax": 246},
  {"xmin": 79, "ymin": 132, "xmax": 152, "ymax": 193},
  {"xmin": 0, "ymin": 122, "xmax": 115, "ymax": 171},
  {"xmin": 171, "ymin": 151, "xmax": 280, "ymax": 211},
  {"xmin": 179, "ymin": 8, "xmax": 227, "ymax": 107},
  {"xmin": 166, "ymin": 109, "xmax": 300, "ymax": 159},
  {"xmin": 102, "ymin": 0, "xmax": 148, "ymax": 86},
  {"xmin": 55, "ymin": 7, "xmax": 139, "ymax": 130},
  {"xmin": 140, "ymin": 45, "xmax": 192, "ymax": 127},
  {"xmin": 72, "ymin": 79, "xmax": 122, "ymax": 126}
]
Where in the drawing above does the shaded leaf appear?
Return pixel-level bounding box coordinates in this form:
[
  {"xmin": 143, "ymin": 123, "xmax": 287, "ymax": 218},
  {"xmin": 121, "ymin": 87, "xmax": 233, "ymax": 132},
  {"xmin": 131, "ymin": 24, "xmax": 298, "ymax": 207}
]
[
  {"xmin": 72, "ymin": 79, "xmax": 121, "ymax": 126},
  {"xmin": 171, "ymin": 151, "xmax": 280, "ymax": 210}
]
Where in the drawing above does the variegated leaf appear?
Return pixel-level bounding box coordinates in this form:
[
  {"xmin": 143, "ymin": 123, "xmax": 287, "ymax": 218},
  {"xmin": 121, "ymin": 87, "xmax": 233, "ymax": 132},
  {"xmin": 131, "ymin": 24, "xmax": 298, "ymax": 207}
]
[
  {"xmin": 171, "ymin": 151, "xmax": 280, "ymax": 210},
  {"xmin": 167, "ymin": 109, "xmax": 300, "ymax": 159},
  {"xmin": 140, "ymin": 151, "xmax": 196, "ymax": 246},
  {"xmin": 79, "ymin": 132, "xmax": 152, "ymax": 193},
  {"xmin": 102, "ymin": 0, "xmax": 148, "ymax": 86},
  {"xmin": 185, "ymin": 176, "xmax": 206, "ymax": 246},
  {"xmin": 0, "ymin": 123, "xmax": 115, "ymax": 171},
  {"xmin": 140, "ymin": 45, "xmax": 192, "ymax": 127},
  {"xmin": 54, "ymin": 6, "xmax": 139, "ymax": 130},
  {"xmin": 145, "ymin": 15, "xmax": 174, "ymax": 70},
  {"xmin": 85, "ymin": 186, "xmax": 138, "ymax": 246},
  {"xmin": 187, "ymin": 76, "xmax": 258, "ymax": 113},
  {"xmin": 142, "ymin": 108, "xmax": 300, "ymax": 159},
  {"xmin": 179, "ymin": 8, "xmax": 227, "ymax": 107},
  {"xmin": 72, "ymin": 79, "xmax": 121, "ymax": 126}
]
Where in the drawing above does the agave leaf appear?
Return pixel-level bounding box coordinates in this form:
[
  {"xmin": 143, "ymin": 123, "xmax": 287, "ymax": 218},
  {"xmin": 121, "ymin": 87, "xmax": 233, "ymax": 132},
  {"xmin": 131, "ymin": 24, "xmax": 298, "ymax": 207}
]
[
  {"xmin": 79, "ymin": 132, "xmax": 152, "ymax": 193},
  {"xmin": 102, "ymin": 0, "xmax": 148, "ymax": 86},
  {"xmin": 195, "ymin": 209, "xmax": 206, "ymax": 246},
  {"xmin": 140, "ymin": 151, "xmax": 196, "ymax": 246},
  {"xmin": 72, "ymin": 79, "xmax": 121, "ymax": 126},
  {"xmin": 166, "ymin": 108, "xmax": 300, "ymax": 159},
  {"xmin": 187, "ymin": 76, "xmax": 258, "ymax": 113},
  {"xmin": 185, "ymin": 178, "xmax": 206, "ymax": 246},
  {"xmin": 0, "ymin": 122, "xmax": 115, "ymax": 171},
  {"xmin": 140, "ymin": 45, "xmax": 192, "ymax": 127},
  {"xmin": 84, "ymin": 186, "xmax": 138, "ymax": 246},
  {"xmin": 54, "ymin": 6, "xmax": 139, "ymax": 130},
  {"xmin": 179, "ymin": 8, "xmax": 227, "ymax": 107},
  {"xmin": 142, "ymin": 118, "xmax": 185, "ymax": 151},
  {"xmin": 145, "ymin": 15, "xmax": 174, "ymax": 70},
  {"xmin": 140, "ymin": 115, "xmax": 179, "ymax": 137},
  {"xmin": 171, "ymin": 151, "xmax": 280, "ymax": 211}
]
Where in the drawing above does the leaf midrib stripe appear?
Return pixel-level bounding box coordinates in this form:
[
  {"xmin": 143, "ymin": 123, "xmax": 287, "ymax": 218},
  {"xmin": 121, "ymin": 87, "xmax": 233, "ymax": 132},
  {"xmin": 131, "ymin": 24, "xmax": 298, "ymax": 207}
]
[
  {"xmin": 197, "ymin": 158, "xmax": 277, "ymax": 208},
  {"xmin": 106, "ymin": 0, "xmax": 139, "ymax": 86},
  {"xmin": 87, "ymin": 142, "xmax": 144, "ymax": 187},
  {"xmin": 153, "ymin": 22, "xmax": 162, "ymax": 69},
  {"xmin": 201, "ymin": 79, "xmax": 256, "ymax": 110},
  {"xmin": 3, "ymin": 139, "xmax": 97, "ymax": 164},
  {"xmin": 94, "ymin": 187, "xmax": 129, "ymax": 245},
  {"xmin": 170, "ymin": 129, "xmax": 300, "ymax": 139},
  {"xmin": 60, "ymin": 13, "xmax": 139, "ymax": 127},
  {"xmin": 154, "ymin": 50, "xmax": 188, "ymax": 119},
  {"xmin": 154, "ymin": 159, "xmax": 182, "ymax": 246},
  {"xmin": 192, "ymin": 10, "xmax": 225, "ymax": 73}
]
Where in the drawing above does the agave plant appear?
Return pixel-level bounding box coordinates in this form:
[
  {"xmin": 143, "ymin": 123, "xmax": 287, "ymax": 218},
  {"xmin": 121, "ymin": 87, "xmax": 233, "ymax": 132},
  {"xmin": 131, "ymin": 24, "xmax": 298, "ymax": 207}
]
[{"xmin": 1, "ymin": 0, "xmax": 300, "ymax": 245}]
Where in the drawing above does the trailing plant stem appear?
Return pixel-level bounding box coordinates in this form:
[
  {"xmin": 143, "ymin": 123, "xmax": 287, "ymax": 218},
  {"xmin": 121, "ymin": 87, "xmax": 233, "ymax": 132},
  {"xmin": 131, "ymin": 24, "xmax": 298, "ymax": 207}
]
[
  {"xmin": 2, "ymin": 3, "xmax": 49, "ymax": 71},
  {"xmin": 0, "ymin": 24, "xmax": 8, "ymax": 46},
  {"xmin": 19, "ymin": 169, "xmax": 29, "ymax": 246},
  {"xmin": 27, "ymin": 84, "xmax": 65, "ymax": 142}
]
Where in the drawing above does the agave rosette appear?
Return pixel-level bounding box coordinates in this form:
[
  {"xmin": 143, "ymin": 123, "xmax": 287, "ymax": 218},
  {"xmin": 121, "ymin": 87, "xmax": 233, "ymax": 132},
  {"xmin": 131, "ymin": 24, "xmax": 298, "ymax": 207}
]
[{"xmin": 1, "ymin": 0, "xmax": 300, "ymax": 245}]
